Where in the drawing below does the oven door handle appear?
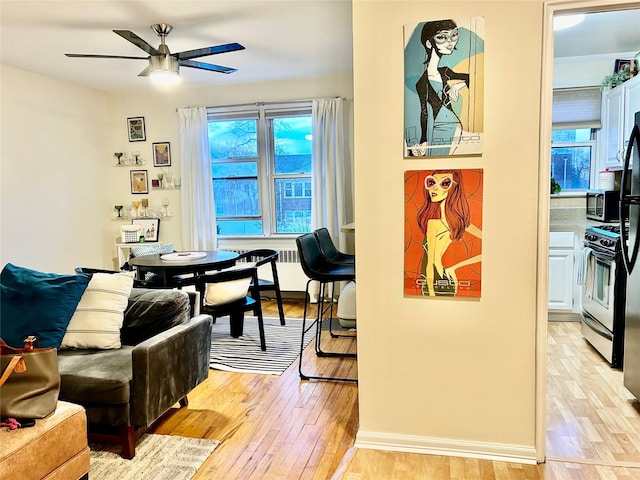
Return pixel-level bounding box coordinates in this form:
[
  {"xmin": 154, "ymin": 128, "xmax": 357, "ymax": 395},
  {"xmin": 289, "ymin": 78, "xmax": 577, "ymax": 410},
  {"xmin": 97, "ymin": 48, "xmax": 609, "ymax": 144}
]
[
  {"xmin": 582, "ymin": 311, "xmax": 613, "ymax": 341},
  {"xmin": 584, "ymin": 244, "xmax": 617, "ymax": 260}
]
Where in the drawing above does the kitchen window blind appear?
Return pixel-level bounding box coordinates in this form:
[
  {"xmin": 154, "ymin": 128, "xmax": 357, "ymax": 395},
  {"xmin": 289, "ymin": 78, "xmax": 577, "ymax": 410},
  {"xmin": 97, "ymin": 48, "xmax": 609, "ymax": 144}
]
[{"xmin": 552, "ymin": 86, "xmax": 602, "ymax": 129}]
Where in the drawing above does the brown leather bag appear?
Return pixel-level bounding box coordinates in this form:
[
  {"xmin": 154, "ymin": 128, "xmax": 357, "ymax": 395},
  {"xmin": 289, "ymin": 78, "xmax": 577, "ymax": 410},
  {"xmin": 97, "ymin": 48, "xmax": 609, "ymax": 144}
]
[{"xmin": 0, "ymin": 336, "xmax": 60, "ymax": 419}]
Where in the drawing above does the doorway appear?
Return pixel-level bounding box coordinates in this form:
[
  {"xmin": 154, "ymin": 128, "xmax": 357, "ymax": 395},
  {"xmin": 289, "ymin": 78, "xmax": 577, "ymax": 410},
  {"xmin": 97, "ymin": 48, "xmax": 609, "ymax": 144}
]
[{"xmin": 539, "ymin": 0, "xmax": 640, "ymax": 466}]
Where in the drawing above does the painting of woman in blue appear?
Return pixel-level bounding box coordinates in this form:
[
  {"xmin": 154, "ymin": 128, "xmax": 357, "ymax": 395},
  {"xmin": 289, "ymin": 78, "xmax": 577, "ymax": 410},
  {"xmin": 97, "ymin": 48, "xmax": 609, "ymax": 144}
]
[{"xmin": 404, "ymin": 17, "xmax": 484, "ymax": 157}]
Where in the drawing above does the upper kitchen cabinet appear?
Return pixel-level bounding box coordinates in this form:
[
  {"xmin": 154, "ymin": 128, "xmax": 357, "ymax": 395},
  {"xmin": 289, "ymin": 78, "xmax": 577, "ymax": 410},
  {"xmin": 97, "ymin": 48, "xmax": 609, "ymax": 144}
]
[{"xmin": 602, "ymin": 75, "xmax": 640, "ymax": 169}]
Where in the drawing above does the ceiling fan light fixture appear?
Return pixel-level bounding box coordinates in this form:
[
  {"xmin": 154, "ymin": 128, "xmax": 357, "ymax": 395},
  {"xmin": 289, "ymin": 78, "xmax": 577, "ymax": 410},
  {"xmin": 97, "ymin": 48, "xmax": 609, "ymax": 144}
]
[{"xmin": 149, "ymin": 55, "xmax": 180, "ymax": 84}]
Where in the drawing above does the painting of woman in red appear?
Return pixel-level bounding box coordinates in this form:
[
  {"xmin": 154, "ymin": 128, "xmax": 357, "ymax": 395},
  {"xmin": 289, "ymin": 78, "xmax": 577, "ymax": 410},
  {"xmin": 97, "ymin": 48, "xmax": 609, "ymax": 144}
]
[{"xmin": 404, "ymin": 169, "xmax": 483, "ymax": 298}]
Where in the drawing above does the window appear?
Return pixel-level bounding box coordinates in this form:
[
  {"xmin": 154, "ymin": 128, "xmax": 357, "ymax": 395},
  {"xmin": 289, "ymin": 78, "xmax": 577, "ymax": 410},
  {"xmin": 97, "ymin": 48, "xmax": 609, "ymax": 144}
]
[
  {"xmin": 208, "ymin": 103, "xmax": 313, "ymax": 236},
  {"xmin": 551, "ymin": 128, "xmax": 595, "ymax": 191},
  {"xmin": 551, "ymin": 87, "xmax": 602, "ymax": 191}
]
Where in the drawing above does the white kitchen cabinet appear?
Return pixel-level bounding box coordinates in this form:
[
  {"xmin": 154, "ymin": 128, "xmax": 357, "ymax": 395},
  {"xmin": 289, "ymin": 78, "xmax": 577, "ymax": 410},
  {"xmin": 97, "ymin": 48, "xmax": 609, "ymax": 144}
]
[
  {"xmin": 602, "ymin": 75, "xmax": 640, "ymax": 169},
  {"xmin": 548, "ymin": 231, "xmax": 574, "ymax": 311}
]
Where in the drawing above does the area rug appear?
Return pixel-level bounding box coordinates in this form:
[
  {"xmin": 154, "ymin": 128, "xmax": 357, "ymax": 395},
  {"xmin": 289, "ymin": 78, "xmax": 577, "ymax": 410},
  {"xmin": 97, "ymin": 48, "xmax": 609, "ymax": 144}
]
[
  {"xmin": 210, "ymin": 316, "xmax": 314, "ymax": 375},
  {"xmin": 89, "ymin": 434, "xmax": 219, "ymax": 480}
]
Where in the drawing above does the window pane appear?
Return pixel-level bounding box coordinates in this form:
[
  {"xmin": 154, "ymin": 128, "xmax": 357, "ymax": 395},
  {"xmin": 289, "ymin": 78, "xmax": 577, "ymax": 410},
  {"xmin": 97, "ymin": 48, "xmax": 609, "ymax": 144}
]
[
  {"xmin": 274, "ymin": 178, "xmax": 312, "ymax": 233},
  {"xmin": 552, "ymin": 128, "xmax": 592, "ymax": 142},
  {"xmin": 212, "ymin": 161, "xmax": 258, "ymax": 178},
  {"xmin": 213, "ymin": 179, "xmax": 260, "ymax": 217},
  {"xmin": 273, "ymin": 117, "xmax": 312, "ymax": 174},
  {"xmin": 551, "ymin": 146, "xmax": 592, "ymax": 190},
  {"xmin": 209, "ymin": 119, "xmax": 258, "ymax": 160},
  {"xmin": 217, "ymin": 219, "xmax": 263, "ymax": 235}
]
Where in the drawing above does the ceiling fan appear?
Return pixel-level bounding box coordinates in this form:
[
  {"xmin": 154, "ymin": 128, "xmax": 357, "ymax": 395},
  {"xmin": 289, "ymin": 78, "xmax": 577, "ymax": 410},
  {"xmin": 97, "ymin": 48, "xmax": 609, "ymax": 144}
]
[{"xmin": 65, "ymin": 23, "xmax": 245, "ymax": 79}]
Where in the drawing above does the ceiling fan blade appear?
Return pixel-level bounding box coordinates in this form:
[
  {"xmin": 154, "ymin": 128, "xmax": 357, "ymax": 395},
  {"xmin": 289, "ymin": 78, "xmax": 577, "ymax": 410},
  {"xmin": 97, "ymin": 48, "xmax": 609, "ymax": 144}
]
[
  {"xmin": 176, "ymin": 42, "xmax": 245, "ymax": 61},
  {"xmin": 113, "ymin": 30, "xmax": 161, "ymax": 56},
  {"xmin": 179, "ymin": 59, "xmax": 237, "ymax": 74},
  {"xmin": 65, "ymin": 53, "xmax": 148, "ymax": 60},
  {"xmin": 137, "ymin": 65, "xmax": 153, "ymax": 77}
]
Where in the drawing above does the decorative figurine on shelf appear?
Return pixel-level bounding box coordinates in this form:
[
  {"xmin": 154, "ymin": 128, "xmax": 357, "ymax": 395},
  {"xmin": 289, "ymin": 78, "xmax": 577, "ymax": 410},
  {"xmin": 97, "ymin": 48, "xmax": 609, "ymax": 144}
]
[
  {"xmin": 114, "ymin": 152, "xmax": 123, "ymax": 165},
  {"xmin": 114, "ymin": 205, "xmax": 123, "ymax": 217}
]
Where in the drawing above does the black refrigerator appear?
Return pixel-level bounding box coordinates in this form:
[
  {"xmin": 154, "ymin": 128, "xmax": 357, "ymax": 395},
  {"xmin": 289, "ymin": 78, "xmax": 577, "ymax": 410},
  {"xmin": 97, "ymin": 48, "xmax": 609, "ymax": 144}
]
[{"xmin": 622, "ymin": 113, "xmax": 640, "ymax": 398}]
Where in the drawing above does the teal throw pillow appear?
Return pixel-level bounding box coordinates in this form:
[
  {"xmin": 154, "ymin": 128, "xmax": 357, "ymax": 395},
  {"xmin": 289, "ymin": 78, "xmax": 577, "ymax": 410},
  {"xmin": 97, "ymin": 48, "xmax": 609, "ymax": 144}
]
[
  {"xmin": 130, "ymin": 243, "xmax": 174, "ymax": 258},
  {"xmin": 0, "ymin": 263, "xmax": 91, "ymax": 348}
]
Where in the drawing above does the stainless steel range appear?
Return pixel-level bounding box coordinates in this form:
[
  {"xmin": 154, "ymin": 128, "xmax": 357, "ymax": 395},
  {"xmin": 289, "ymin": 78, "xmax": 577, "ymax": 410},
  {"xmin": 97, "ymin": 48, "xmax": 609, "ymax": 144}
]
[{"xmin": 581, "ymin": 224, "xmax": 628, "ymax": 368}]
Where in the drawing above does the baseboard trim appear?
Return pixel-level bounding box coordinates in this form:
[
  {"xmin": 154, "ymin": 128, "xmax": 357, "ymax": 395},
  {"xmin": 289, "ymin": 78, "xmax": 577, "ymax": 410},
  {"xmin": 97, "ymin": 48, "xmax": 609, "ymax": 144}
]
[
  {"xmin": 548, "ymin": 311, "xmax": 581, "ymax": 322},
  {"xmin": 354, "ymin": 431, "xmax": 537, "ymax": 465}
]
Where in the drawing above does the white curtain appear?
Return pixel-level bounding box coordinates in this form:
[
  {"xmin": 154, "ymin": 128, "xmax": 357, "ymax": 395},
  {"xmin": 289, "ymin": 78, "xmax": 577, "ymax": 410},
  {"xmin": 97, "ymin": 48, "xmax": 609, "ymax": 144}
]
[
  {"xmin": 311, "ymin": 98, "xmax": 353, "ymax": 251},
  {"xmin": 178, "ymin": 107, "xmax": 217, "ymax": 250}
]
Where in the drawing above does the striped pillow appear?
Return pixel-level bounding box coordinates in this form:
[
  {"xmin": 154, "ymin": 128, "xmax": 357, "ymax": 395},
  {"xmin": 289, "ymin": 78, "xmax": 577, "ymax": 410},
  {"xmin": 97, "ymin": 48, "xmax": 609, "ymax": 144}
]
[{"xmin": 60, "ymin": 273, "xmax": 134, "ymax": 349}]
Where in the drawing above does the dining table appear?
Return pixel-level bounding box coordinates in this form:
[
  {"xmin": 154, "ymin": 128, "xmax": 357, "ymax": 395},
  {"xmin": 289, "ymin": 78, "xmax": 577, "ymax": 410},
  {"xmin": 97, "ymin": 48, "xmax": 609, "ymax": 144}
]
[{"xmin": 128, "ymin": 250, "xmax": 239, "ymax": 288}]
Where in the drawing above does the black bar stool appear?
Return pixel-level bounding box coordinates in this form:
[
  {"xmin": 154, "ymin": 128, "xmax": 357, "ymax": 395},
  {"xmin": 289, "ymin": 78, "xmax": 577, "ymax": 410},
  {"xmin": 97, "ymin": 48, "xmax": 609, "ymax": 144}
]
[
  {"xmin": 313, "ymin": 227, "xmax": 355, "ymax": 265},
  {"xmin": 313, "ymin": 228, "xmax": 356, "ymax": 338},
  {"xmin": 295, "ymin": 233, "xmax": 357, "ymax": 383}
]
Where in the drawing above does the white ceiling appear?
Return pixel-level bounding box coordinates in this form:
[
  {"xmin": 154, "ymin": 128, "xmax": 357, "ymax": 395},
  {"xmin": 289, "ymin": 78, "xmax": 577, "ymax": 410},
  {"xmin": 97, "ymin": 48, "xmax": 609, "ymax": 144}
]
[
  {"xmin": 0, "ymin": 0, "xmax": 354, "ymax": 92},
  {"xmin": 0, "ymin": 1, "xmax": 638, "ymax": 93},
  {"xmin": 554, "ymin": 8, "xmax": 640, "ymax": 59}
]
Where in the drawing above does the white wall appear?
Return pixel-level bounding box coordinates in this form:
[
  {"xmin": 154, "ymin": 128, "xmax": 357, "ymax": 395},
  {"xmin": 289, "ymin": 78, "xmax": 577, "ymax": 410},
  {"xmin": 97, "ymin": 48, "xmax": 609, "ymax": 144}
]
[
  {"xmin": 0, "ymin": 64, "xmax": 111, "ymax": 273},
  {"xmin": 352, "ymin": 0, "xmax": 542, "ymax": 462},
  {"xmin": 554, "ymin": 52, "xmax": 639, "ymax": 89}
]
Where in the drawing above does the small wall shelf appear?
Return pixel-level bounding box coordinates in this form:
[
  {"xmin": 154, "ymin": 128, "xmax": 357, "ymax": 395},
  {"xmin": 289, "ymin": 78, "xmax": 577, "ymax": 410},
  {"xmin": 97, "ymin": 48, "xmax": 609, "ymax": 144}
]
[{"xmin": 112, "ymin": 214, "xmax": 174, "ymax": 221}]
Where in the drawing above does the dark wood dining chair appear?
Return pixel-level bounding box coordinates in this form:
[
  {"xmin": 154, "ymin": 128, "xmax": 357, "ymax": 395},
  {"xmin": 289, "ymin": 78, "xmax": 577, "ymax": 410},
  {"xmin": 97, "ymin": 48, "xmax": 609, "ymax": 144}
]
[
  {"xmin": 177, "ymin": 266, "xmax": 266, "ymax": 351},
  {"xmin": 234, "ymin": 249, "xmax": 286, "ymax": 326},
  {"xmin": 74, "ymin": 267, "xmax": 147, "ymax": 287}
]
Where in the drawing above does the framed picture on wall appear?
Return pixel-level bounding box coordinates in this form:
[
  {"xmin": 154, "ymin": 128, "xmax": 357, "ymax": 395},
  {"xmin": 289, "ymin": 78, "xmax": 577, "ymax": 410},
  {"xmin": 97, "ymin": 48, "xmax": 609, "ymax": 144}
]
[
  {"xmin": 614, "ymin": 59, "xmax": 631, "ymax": 74},
  {"xmin": 130, "ymin": 169, "xmax": 149, "ymax": 194},
  {"xmin": 127, "ymin": 117, "xmax": 146, "ymax": 142},
  {"xmin": 152, "ymin": 142, "xmax": 171, "ymax": 167},
  {"xmin": 132, "ymin": 218, "xmax": 160, "ymax": 242}
]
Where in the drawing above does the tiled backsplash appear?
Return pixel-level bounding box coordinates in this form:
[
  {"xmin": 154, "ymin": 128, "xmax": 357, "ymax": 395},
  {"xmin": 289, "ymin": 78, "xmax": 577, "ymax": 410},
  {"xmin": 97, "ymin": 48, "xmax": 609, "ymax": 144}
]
[{"xmin": 550, "ymin": 194, "xmax": 586, "ymax": 222}]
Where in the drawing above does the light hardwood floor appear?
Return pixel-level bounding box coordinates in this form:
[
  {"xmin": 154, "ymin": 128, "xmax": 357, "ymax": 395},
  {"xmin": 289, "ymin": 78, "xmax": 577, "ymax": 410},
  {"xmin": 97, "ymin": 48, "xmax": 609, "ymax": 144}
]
[{"xmin": 149, "ymin": 303, "xmax": 640, "ymax": 479}]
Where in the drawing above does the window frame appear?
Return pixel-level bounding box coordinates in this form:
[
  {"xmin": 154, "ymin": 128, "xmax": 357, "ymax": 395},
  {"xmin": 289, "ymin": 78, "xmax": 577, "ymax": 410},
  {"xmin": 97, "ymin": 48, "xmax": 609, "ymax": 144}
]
[
  {"xmin": 550, "ymin": 127, "xmax": 598, "ymax": 191},
  {"xmin": 208, "ymin": 102, "xmax": 313, "ymax": 238}
]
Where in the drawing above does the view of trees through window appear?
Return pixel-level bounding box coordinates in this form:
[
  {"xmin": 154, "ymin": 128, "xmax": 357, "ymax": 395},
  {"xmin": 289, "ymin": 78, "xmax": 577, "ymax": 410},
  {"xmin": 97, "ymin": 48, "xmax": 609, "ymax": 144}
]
[
  {"xmin": 551, "ymin": 128, "xmax": 594, "ymax": 191},
  {"xmin": 208, "ymin": 106, "xmax": 312, "ymax": 235}
]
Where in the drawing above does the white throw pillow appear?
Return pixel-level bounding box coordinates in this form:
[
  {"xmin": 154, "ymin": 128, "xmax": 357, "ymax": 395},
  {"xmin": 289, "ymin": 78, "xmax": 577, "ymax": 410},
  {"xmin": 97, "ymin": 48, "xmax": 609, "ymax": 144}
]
[
  {"xmin": 61, "ymin": 272, "xmax": 134, "ymax": 349},
  {"xmin": 204, "ymin": 278, "xmax": 251, "ymax": 306}
]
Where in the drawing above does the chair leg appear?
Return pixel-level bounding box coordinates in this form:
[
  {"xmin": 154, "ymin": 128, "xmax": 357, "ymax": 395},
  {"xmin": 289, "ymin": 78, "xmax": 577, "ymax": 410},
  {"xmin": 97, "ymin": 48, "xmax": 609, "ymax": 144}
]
[
  {"xmin": 179, "ymin": 395, "xmax": 189, "ymax": 407},
  {"xmin": 298, "ymin": 279, "xmax": 356, "ymax": 383},
  {"xmin": 315, "ymin": 282, "xmax": 356, "ymax": 359},
  {"xmin": 229, "ymin": 311, "xmax": 245, "ymax": 337},
  {"xmin": 275, "ymin": 286, "xmax": 286, "ymax": 325},
  {"xmin": 120, "ymin": 425, "xmax": 136, "ymax": 459},
  {"xmin": 256, "ymin": 306, "xmax": 266, "ymax": 352},
  {"xmin": 270, "ymin": 263, "xmax": 286, "ymax": 325}
]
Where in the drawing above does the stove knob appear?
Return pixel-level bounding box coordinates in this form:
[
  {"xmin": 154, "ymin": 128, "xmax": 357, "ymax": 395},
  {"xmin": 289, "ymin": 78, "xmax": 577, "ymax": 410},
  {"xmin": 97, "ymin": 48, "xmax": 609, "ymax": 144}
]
[
  {"xmin": 585, "ymin": 234, "xmax": 597, "ymax": 241},
  {"xmin": 600, "ymin": 239, "xmax": 615, "ymax": 247}
]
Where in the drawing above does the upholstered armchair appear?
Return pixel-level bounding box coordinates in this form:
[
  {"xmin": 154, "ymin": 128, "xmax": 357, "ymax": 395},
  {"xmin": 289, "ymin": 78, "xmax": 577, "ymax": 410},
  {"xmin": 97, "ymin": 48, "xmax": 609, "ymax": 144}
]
[{"xmin": 57, "ymin": 288, "xmax": 212, "ymax": 459}]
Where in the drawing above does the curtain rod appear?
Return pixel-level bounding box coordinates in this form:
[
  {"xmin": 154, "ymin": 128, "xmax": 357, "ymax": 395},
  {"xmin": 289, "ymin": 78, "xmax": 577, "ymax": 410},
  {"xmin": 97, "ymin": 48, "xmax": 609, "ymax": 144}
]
[{"xmin": 176, "ymin": 96, "xmax": 346, "ymax": 112}]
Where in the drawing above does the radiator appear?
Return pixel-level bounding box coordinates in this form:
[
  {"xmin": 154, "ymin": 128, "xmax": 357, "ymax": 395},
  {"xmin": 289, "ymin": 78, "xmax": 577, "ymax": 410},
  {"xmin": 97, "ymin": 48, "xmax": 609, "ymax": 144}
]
[{"xmin": 229, "ymin": 249, "xmax": 310, "ymax": 293}]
